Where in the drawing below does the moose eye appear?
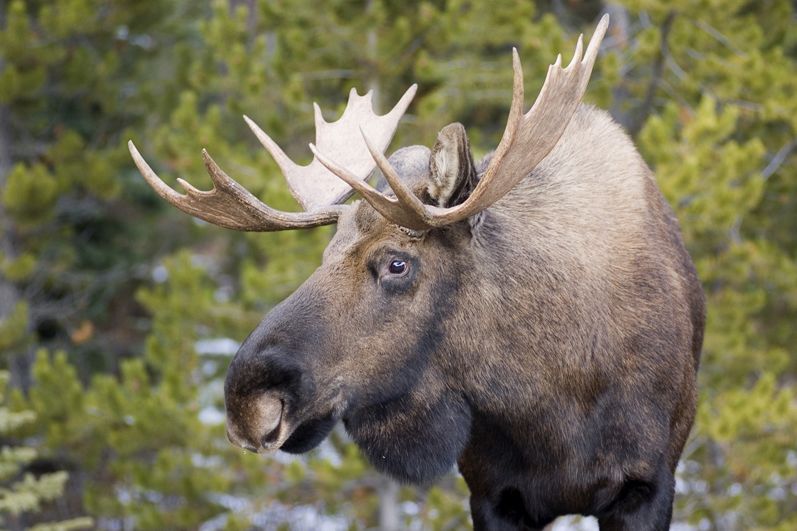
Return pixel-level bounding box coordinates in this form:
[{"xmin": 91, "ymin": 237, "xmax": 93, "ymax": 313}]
[{"xmin": 388, "ymin": 259, "xmax": 408, "ymax": 275}]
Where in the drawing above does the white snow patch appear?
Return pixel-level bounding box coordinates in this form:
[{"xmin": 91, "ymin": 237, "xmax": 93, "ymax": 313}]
[
  {"xmin": 152, "ymin": 264, "xmax": 168, "ymax": 283},
  {"xmin": 195, "ymin": 337, "xmax": 240, "ymax": 356},
  {"xmin": 550, "ymin": 515, "xmax": 599, "ymax": 531},
  {"xmin": 198, "ymin": 406, "xmax": 225, "ymax": 425},
  {"xmin": 199, "ymin": 497, "xmax": 348, "ymax": 531}
]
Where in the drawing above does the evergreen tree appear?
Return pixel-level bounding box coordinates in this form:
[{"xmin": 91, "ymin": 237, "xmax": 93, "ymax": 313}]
[
  {"xmin": 1, "ymin": 0, "xmax": 795, "ymax": 529},
  {"xmin": 0, "ymin": 370, "xmax": 92, "ymax": 529},
  {"xmin": 620, "ymin": 0, "xmax": 797, "ymax": 527}
]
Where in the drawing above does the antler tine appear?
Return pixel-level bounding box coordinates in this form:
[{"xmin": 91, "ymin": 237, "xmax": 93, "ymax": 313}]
[
  {"xmin": 313, "ymin": 102, "xmax": 327, "ymax": 130},
  {"xmin": 359, "ymin": 129, "xmax": 434, "ymax": 225},
  {"xmin": 132, "ymin": 83, "xmax": 417, "ymax": 231},
  {"xmin": 244, "ymin": 84, "xmax": 418, "ymax": 212},
  {"xmin": 128, "ymin": 140, "xmax": 341, "ymax": 232},
  {"xmin": 381, "ymin": 83, "xmax": 418, "ymax": 125},
  {"xmin": 243, "ymin": 113, "xmax": 303, "ymax": 197},
  {"xmin": 569, "ymin": 34, "xmax": 584, "ymax": 70},
  {"xmin": 347, "ymin": 15, "xmax": 609, "ymax": 229}
]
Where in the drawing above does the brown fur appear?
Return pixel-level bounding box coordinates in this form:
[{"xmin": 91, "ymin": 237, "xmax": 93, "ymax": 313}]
[{"xmin": 224, "ymin": 105, "xmax": 705, "ymax": 530}]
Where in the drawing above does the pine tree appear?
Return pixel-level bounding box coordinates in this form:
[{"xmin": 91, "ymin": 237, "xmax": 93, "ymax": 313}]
[
  {"xmin": 616, "ymin": 1, "xmax": 797, "ymax": 527},
  {"xmin": 1, "ymin": 0, "xmax": 795, "ymax": 529},
  {"xmin": 0, "ymin": 370, "xmax": 92, "ymax": 529}
]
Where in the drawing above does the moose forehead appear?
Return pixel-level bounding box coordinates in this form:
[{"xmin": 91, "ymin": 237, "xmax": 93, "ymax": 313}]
[
  {"xmin": 323, "ymin": 145, "xmax": 433, "ymax": 261},
  {"xmin": 323, "ymin": 199, "xmax": 418, "ymax": 265}
]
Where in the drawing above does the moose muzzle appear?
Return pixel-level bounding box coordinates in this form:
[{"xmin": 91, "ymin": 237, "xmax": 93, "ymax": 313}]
[
  {"xmin": 225, "ymin": 392, "xmax": 284, "ymax": 452},
  {"xmin": 223, "ymin": 330, "xmax": 308, "ymax": 453}
]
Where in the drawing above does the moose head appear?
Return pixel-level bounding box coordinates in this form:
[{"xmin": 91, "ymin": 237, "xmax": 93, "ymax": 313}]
[
  {"xmin": 129, "ymin": 16, "xmax": 608, "ymax": 479},
  {"xmin": 130, "ymin": 15, "xmax": 706, "ymax": 530}
]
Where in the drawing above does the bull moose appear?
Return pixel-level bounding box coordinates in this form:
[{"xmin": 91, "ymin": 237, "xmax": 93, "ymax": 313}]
[{"xmin": 129, "ymin": 15, "xmax": 705, "ymax": 531}]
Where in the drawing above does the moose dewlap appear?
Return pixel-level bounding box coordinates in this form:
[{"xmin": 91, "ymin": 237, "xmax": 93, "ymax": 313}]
[{"xmin": 130, "ymin": 15, "xmax": 705, "ymax": 531}]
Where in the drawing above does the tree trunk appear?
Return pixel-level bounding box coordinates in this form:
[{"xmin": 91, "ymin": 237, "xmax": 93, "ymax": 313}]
[
  {"xmin": 377, "ymin": 476, "xmax": 400, "ymax": 531},
  {"xmin": 0, "ymin": 99, "xmax": 32, "ymax": 390},
  {"xmin": 0, "ymin": 103, "xmax": 16, "ymax": 319}
]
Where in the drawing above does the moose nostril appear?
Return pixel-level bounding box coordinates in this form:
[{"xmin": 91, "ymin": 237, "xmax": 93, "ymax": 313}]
[
  {"xmin": 253, "ymin": 394, "xmax": 284, "ymax": 444},
  {"xmin": 226, "ymin": 392, "xmax": 285, "ymax": 453}
]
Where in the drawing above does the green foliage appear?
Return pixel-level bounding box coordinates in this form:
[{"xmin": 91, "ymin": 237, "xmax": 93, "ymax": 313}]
[
  {"xmin": 1, "ymin": 0, "xmax": 795, "ymax": 529},
  {"xmin": 0, "ymin": 302, "xmax": 28, "ymax": 353},
  {"xmin": 0, "ymin": 371, "xmax": 92, "ymax": 530},
  {"xmin": 1, "ymin": 164, "xmax": 59, "ymax": 226},
  {"xmin": 20, "ymin": 256, "xmax": 270, "ymax": 529},
  {"xmin": 619, "ymin": 1, "xmax": 797, "ymax": 527}
]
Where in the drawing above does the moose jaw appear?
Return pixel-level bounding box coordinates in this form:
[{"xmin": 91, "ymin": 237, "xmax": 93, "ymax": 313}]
[{"xmin": 130, "ymin": 14, "xmax": 706, "ymax": 531}]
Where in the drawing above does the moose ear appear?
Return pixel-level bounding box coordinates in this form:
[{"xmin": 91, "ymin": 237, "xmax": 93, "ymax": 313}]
[{"xmin": 428, "ymin": 123, "xmax": 478, "ymax": 208}]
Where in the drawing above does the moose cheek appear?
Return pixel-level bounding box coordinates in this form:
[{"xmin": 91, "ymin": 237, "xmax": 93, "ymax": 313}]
[{"xmin": 379, "ymin": 266, "xmax": 418, "ymax": 296}]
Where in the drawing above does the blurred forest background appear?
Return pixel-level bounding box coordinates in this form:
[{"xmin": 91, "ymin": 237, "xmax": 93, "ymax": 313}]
[{"xmin": 0, "ymin": 0, "xmax": 796, "ymax": 529}]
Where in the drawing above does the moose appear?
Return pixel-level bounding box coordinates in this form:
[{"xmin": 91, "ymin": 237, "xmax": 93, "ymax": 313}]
[{"xmin": 129, "ymin": 15, "xmax": 705, "ymax": 531}]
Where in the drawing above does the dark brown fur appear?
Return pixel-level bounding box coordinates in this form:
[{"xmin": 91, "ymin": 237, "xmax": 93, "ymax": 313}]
[{"xmin": 224, "ymin": 105, "xmax": 705, "ymax": 530}]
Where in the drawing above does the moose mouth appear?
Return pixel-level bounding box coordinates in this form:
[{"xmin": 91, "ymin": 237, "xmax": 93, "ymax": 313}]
[{"xmin": 279, "ymin": 412, "xmax": 337, "ymax": 454}]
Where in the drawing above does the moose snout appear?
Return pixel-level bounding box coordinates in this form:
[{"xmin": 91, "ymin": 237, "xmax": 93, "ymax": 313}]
[
  {"xmin": 225, "ymin": 392, "xmax": 284, "ymax": 452},
  {"xmin": 223, "ymin": 335, "xmax": 308, "ymax": 453}
]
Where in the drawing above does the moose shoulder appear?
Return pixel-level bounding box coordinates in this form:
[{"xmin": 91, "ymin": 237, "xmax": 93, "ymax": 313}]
[{"xmin": 129, "ymin": 14, "xmax": 705, "ymax": 531}]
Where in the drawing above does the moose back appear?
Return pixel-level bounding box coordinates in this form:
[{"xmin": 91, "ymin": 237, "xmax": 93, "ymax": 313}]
[{"xmin": 130, "ymin": 15, "xmax": 705, "ymax": 531}]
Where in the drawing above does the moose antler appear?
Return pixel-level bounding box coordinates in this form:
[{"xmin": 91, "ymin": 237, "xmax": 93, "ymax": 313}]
[
  {"xmin": 314, "ymin": 15, "xmax": 610, "ymax": 230},
  {"xmin": 128, "ymin": 85, "xmax": 417, "ymax": 231}
]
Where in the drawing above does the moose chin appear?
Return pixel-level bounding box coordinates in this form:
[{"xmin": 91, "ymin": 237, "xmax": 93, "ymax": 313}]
[{"xmin": 129, "ymin": 14, "xmax": 706, "ymax": 531}]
